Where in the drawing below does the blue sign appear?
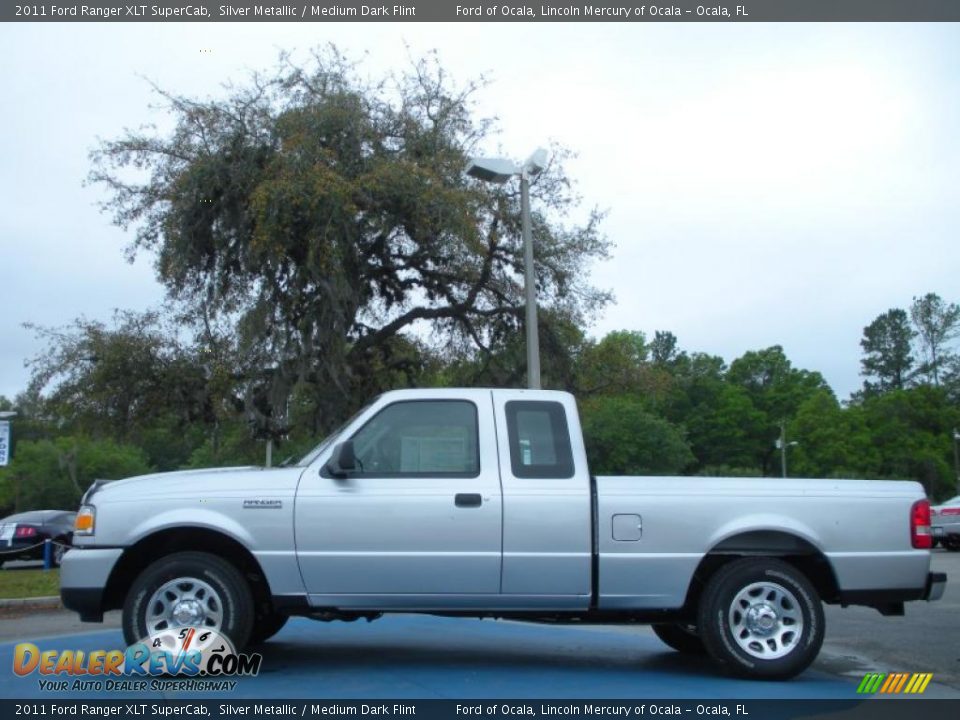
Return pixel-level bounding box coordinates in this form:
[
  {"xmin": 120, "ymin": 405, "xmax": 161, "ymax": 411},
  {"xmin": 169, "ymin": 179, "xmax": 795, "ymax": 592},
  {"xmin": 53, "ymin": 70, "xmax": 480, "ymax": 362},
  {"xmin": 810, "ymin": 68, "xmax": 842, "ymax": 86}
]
[{"xmin": 0, "ymin": 421, "xmax": 9, "ymax": 466}]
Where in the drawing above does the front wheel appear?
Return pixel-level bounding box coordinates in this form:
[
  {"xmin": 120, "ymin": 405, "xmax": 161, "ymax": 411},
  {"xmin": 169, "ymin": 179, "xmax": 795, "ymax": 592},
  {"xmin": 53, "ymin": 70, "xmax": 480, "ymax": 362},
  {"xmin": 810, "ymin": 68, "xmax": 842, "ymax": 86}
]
[
  {"xmin": 122, "ymin": 552, "xmax": 254, "ymax": 649},
  {"xmin": 697, "ymin": 558, "xmax": 824, "ymax": 680}
]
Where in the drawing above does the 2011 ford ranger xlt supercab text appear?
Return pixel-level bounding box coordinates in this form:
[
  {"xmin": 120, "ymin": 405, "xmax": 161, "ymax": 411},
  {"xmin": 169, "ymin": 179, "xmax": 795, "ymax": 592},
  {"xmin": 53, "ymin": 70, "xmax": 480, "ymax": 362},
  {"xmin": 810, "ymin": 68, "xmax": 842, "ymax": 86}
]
[{"xmin": 60, "ymin": 388, "xmax": 946, "ymax": 679}]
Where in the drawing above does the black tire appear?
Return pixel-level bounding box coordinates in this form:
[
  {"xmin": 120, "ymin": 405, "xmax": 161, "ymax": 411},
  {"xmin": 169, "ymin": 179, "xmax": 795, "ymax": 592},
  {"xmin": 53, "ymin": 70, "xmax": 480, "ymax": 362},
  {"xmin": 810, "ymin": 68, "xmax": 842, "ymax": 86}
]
[
  {"xmin": 943, "ymin": 536, "xmax": 960, "ymax": 552},
  {"xmin": 652, "ymin": 623, "xmax": 707, "ymax": 655},
  {"xmin": 697, "ymin": 558, "xmax": 824, "ymax": 680},
  {"xmin": 51, "ymin": 537, "xmax": 69, "ymax": 568},
  {"xmin": 122, "ymin": 551, "xmax": 254, "ymax": 650},
  {"xmin": 248, "ymin": 612, "xmax": 289, "ymax": 645}
]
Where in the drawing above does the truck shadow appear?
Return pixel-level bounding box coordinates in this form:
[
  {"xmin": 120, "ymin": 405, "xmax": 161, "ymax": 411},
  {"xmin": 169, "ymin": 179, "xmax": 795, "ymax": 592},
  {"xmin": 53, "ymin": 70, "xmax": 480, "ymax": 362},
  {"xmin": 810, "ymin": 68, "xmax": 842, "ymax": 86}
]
[
  {"xmin": 234, "ymin": 617, "xmax": 848, "ymax": 697},
  {"xmin": 254, "ymin": 638, "xmax": 715, "ymax": 676}
]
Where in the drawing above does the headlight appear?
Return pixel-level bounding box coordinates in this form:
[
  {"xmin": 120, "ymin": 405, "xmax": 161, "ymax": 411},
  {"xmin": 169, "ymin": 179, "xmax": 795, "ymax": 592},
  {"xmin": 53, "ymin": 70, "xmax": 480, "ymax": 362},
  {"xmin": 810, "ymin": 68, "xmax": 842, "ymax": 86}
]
[{"xmin": 74, "ymin": 505, "xmax": 95, "ymax": 535}]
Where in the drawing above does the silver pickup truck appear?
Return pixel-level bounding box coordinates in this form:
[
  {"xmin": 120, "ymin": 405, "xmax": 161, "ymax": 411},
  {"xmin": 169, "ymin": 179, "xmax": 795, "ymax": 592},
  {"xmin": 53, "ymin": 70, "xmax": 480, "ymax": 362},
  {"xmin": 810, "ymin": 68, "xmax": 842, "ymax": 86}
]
[{"xmin": 61, "ymin": 388, "xmax": 946, "ymax": 679}]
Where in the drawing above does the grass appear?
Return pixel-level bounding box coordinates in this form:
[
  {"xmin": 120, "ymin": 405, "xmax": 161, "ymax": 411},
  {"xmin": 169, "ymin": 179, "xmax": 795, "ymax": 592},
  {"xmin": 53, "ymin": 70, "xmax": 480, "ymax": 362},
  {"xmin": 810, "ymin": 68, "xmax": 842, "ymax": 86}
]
[{"xmin": 0, "ymin": 568, "xmax": 60, "ymax": 599}]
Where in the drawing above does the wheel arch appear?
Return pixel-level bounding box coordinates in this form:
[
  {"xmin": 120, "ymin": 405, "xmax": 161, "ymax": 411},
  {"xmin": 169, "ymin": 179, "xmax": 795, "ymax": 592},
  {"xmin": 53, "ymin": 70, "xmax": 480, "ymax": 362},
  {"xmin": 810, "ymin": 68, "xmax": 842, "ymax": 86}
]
[
  {"xmin": 682, "ymin": 530, "xmax": 841, "ymax": 614},
  {"xmin": 103, "ymin": 526, "xmax": 273, "ymax": 617}
]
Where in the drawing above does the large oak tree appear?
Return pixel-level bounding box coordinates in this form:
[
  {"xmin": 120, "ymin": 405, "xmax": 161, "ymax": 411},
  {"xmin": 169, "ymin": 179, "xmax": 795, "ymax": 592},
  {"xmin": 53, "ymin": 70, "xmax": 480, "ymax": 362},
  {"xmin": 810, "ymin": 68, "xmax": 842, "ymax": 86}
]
[{"xmin": 89, "ymin": 49, "xmax": 609, "ymax": 432}]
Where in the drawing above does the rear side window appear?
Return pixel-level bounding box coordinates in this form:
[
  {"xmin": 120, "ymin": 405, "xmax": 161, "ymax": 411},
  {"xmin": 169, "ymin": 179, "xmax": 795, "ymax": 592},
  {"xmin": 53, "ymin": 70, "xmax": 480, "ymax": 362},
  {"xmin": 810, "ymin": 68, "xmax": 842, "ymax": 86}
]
[{"xmin": 505, "ymin": 400, "xmax": 575, "ymax": 479}]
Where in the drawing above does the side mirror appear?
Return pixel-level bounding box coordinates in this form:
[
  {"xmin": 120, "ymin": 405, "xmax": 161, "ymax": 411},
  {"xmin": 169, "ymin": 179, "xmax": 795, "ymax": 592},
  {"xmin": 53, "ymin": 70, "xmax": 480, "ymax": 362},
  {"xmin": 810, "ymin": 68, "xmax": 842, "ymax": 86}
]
[{"xmin": 324, "ymin": 441, "xmax": 356, "ymax": 479}]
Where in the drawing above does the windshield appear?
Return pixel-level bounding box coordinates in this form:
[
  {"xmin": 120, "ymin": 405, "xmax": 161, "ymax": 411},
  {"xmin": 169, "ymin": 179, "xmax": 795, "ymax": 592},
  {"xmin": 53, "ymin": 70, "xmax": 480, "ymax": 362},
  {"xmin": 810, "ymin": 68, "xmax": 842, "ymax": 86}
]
[{"xmin": 295, "ymin": 402, "xmax": 373, "ymax": 467}]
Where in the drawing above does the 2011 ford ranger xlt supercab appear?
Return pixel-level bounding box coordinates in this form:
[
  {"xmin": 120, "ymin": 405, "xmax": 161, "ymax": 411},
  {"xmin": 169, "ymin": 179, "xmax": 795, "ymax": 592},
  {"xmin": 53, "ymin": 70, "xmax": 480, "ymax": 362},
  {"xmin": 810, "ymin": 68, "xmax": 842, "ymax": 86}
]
[{"xmin": 60, "ymin": 388, "xmax": 946, "ymax": 679}]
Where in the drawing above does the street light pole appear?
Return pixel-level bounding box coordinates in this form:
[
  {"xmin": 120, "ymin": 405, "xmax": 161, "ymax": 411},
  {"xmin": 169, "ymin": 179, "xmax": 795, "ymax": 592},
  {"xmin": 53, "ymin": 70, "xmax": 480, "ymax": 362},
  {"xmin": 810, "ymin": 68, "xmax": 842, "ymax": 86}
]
[
  {"xmin": 780, "ymin": 422, "xmax": 788, "ymax": 479},
  {"xmin": 776, "ymin": 420, "xmax": 798, "ymax": 478},
  {"xmin": 465, "ymin": 148, "xmax": 548, "ymax": 390},
  {"xmin": 520, "ymin": 170, "xmax": 540, "ymax": 389}
]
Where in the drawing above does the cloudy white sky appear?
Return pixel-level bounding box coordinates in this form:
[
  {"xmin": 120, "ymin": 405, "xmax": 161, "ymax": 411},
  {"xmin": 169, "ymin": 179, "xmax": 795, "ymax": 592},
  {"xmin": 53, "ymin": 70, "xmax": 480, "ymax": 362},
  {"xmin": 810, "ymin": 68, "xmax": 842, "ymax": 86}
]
[{"xmin": 1, "ymin": 21, "xmax": 958, "ymax": 402}]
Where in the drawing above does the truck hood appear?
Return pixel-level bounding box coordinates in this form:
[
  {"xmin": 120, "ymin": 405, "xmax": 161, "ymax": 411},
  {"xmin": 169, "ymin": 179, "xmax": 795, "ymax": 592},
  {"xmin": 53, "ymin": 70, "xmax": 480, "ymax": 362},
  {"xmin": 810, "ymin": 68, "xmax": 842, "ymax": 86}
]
[{"xmin": 87, "ymin": 466, "xmax": 304, "ymax": 503}]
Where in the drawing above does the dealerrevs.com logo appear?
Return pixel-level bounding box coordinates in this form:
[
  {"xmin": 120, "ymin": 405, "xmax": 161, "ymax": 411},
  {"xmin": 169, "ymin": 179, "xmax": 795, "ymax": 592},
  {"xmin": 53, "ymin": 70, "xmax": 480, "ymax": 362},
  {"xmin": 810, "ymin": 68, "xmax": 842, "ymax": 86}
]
[{"xmin": 13, "ymin": 627, "xmax": 262, "ymax": 692}]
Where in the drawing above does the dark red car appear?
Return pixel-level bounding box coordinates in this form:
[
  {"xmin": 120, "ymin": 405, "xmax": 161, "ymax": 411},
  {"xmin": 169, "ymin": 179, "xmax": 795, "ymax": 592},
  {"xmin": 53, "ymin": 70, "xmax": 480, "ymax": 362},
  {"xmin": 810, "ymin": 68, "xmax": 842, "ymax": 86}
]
[{"xmin": 0, "ymin": 510, "xmax": 75, "ymax": 567}]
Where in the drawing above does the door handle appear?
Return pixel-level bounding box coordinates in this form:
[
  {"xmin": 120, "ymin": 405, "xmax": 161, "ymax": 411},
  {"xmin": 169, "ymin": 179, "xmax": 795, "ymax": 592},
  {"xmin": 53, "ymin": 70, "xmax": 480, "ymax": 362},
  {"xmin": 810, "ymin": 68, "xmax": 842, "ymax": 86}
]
[{"xmin": 455, "ymin": 493, "xmax": 483, "ymax": 508}]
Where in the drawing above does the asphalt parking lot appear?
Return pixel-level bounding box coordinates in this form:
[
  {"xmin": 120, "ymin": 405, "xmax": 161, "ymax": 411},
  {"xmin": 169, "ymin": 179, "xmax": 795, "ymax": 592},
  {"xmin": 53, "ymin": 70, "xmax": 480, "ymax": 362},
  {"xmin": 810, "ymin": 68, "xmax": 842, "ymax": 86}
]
[
  {"xmin": 821, "ymin": 548, "xmax": 960, "ymax": 690},
  {"xmin": 0, "ymin": 552, "xmax": 956, "ymax": 699},
  {"xmin": 0, "ymin": 614, "xmax": 861, "ymax": 700}
]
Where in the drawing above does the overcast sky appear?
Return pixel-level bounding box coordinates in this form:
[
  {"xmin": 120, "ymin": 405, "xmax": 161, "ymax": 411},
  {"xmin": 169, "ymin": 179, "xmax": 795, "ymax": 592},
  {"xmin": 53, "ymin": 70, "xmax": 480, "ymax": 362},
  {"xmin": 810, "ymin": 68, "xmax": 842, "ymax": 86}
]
[{"xmin": 1, "ymin": 22, "xmax": 958, "ymax": 403}]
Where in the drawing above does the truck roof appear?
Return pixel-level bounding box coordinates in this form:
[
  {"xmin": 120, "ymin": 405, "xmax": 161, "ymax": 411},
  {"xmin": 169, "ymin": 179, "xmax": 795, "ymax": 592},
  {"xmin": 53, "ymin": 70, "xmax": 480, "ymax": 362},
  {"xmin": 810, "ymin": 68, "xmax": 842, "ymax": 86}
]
[{"xmin": 377, "ymin": 387, "xmax": 575, "ymax": 401}]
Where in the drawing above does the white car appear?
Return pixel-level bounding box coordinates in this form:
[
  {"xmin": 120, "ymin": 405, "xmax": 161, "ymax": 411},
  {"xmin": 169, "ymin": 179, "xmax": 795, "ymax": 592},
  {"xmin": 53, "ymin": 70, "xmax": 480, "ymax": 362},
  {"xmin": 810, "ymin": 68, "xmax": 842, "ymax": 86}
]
[{"xmin": 931, "ymin": 495, "xmax": 960, "ymax": 551}]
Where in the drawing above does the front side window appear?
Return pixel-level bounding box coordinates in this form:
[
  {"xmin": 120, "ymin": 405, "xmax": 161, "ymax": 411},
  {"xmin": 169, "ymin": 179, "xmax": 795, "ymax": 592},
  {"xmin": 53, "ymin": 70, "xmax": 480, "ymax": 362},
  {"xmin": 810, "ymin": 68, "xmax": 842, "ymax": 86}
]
[
  {"xmin": 350, "ymin": 400, "xmax": 479, "ymax": 477},
  {"xmin": 505, "ymin": 400, "xmax": 575, "ymax": 479}
]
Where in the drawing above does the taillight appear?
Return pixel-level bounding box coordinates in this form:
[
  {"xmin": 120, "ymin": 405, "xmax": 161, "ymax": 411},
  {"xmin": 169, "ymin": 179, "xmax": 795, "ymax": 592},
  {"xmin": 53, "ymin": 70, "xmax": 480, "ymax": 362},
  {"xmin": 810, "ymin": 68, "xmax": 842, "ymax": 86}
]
[
  {"xmin": 942, "ymin": 507, "xmax": 960, "ymax": 516},
  {"xmin": 14, "ymin": 526, "xmax": 37, "ymax": 539},
  {"xmin": 911, "ymin": 500, "xmax": 932, "ymax": 549}
]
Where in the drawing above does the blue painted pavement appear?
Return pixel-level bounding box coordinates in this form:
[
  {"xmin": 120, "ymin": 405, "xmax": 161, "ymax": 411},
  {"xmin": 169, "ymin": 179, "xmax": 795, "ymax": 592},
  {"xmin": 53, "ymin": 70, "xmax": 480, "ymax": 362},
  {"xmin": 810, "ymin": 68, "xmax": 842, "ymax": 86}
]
[{"xmin": 0, "ymin": 615, "xmax": 859, "ymax": 700}]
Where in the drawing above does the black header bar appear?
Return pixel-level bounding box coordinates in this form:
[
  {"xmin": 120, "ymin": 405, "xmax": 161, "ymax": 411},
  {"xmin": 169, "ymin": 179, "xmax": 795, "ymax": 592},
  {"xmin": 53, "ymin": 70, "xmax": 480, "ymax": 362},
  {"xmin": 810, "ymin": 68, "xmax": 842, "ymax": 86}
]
[
  {"xmin": 1, "ymin": 700, "xmax": 960, "ymax": 720},
  {"xmin": 5, "ymin": 1, "xmax": 960, "ymax": 23}
]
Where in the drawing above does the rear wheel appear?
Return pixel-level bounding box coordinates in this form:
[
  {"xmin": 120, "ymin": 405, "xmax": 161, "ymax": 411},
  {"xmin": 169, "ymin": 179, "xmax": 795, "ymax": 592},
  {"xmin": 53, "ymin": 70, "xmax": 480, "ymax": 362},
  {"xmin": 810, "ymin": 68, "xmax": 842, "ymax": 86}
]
[
  {"xmin": 698, "ymin": 558, "xmax": 824, "ymax": 679},
  {"xmin": 122, "ymin": 551, "xmax": 254, "ymax": 649},
  {"xmin": 652, "ymin": 623, "xmax": 707, "ymax": 655},
  {"xmin": 942, "ymin": 536, "xmax": 960, "ymax": 552}
]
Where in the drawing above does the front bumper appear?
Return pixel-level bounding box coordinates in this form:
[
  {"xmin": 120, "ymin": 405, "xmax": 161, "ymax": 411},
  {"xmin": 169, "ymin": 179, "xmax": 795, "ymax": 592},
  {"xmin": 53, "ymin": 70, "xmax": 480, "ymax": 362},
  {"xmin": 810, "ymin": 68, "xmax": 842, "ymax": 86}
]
[
  {"xmin": 59, "ymin": 547, "xmax": 124, "ymax": 622},
  {"xmin": 923, "ymin": 571, "xmax": 947, "ymax": 602}
]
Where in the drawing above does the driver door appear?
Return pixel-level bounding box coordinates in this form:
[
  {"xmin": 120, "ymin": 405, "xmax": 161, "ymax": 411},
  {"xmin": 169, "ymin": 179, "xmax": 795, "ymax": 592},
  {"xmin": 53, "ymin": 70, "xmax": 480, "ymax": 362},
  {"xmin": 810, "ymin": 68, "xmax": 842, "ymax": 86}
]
[{"xmin": 294, "ymin": 393, "xmax": 503, "ymax": 608}]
